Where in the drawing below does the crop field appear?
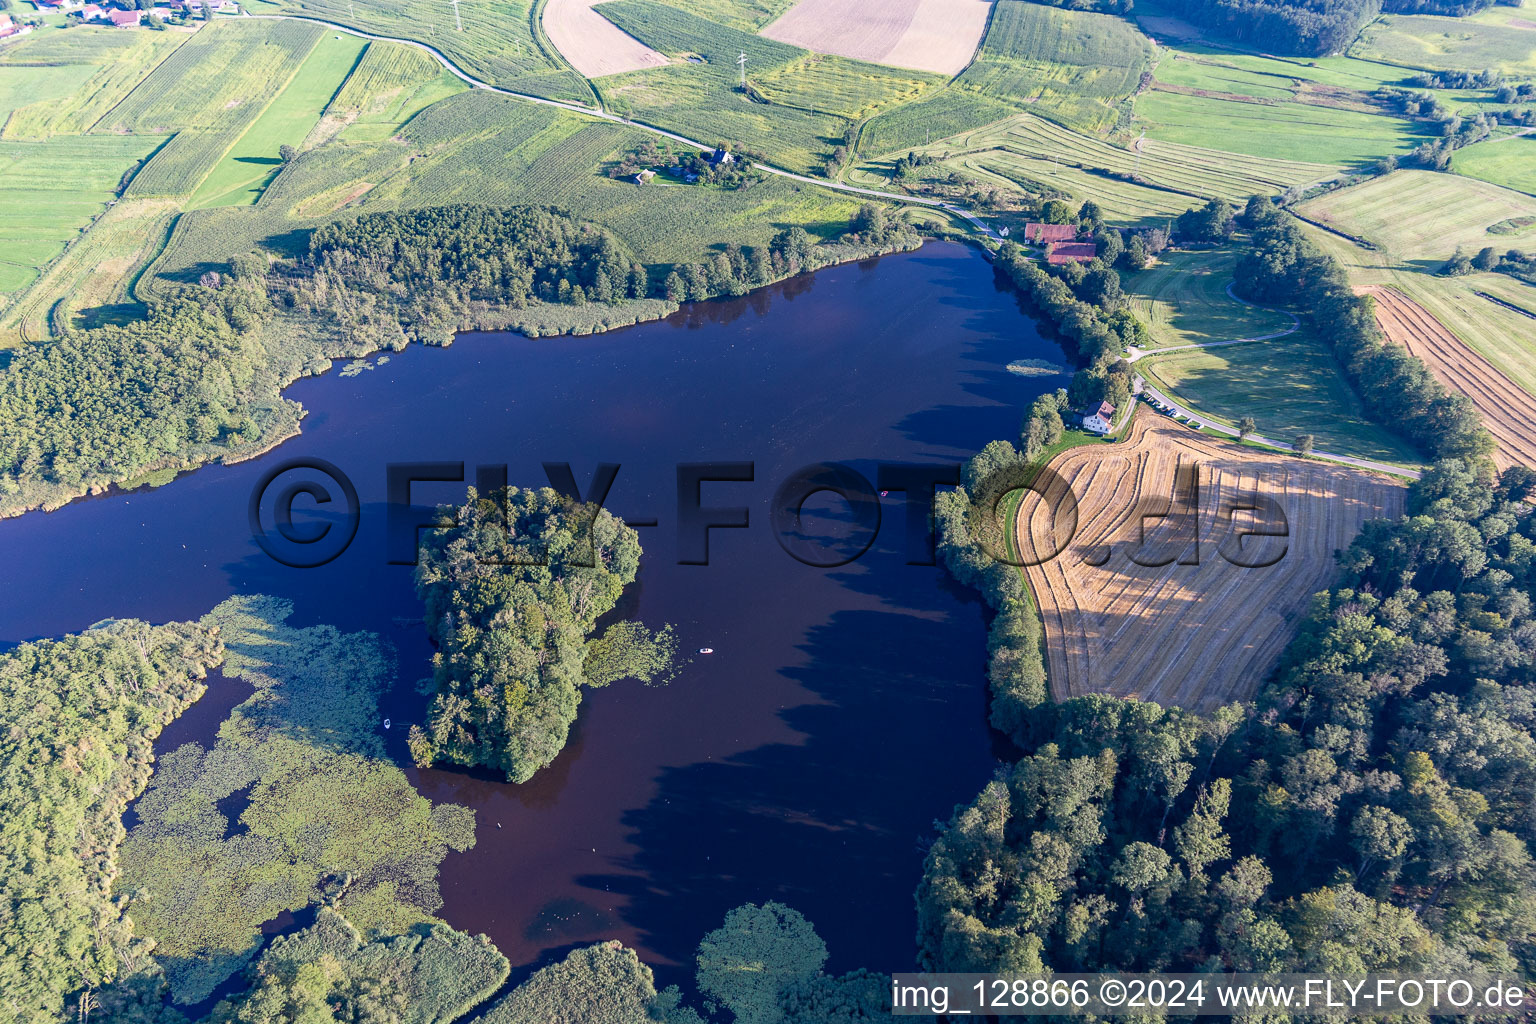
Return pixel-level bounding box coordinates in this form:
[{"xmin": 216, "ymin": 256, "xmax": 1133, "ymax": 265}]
[
  {"xmin": 0, "ymin": 135, "xmax": 162, "ymax": 306},
  {"xmin": 1297, "ymin": 168, "xmax": 1536, "ymax": 258},
  {"xmin": 593, "ymin": 0, "xmax": 847, "ymax": 173},
  {"xmin": 1, "ymin": 29, "xmax": 186, "ymax": 139},
  {"xmin": 752, "ymin": 54, "xmax": 944, "ymax": 119},
  {"xmin": 860, "ymin": 113, "xmax": 1334, "ymax": 211},
  {"xmin": 244, "ymin": 0, "xmax": 593, "ymax": 103},
  {"xmin": 956, "ymin": 151, "xmax": 1192, "ymax": 225},
  {"xmin": 654, "ymin": 0, "xmax": 795, "ymax": 30},
  {"xmin": 543, "ymin": 0, "xmax": 670, "ymax": 78},
  {"xmin": 1014, "ymin": 414, "xmax": 1406, "ymax": 711},
  {"xmin": 956, "ymin": 1, "xmax": 1155, "ymax": 131},
  {"xmin": 99, "ymin": 19, "xmax": 323, "ymax": 134},
  {"xmin": 1140, "ymin": 328, "xmax": 1422, "ymax": 463},
  {"xmin": 759, "ymin": 0, "xmax": 991, "ymax": 76},
  {"xmin": 1134, "ymin": 89, "xmax": 1430, "ymax": 167},
  {"xmin": 1127, "ymin": 248, "xmax": 1295, "ymax": 348},
  {"xmin": 858, "ymin": 87, "xmax": 1015, "ymax": 153},
  {"xmin": 144, "ymin": 88, "xmax": 864, "ymax": 292},
  {"xmin": 1365, "ymin": 285, "xmax": 1536, "ymax": 471},
  {"xmin": 1453, "ymin": 135, "xmax": 1536, "ymax": 198},
  {"xmin": 188, "ymin": 33, "xmax": 368, "ymax": 208},
  {"xmin": 1351, "ymin": 9, "xmax": 1536, "ymax": 76},
  {"xmin": 328, "ymin": 41, "xmax": 443, "ymax": 120}
]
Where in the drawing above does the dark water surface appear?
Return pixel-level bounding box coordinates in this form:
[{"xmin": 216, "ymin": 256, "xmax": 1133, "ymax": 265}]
[{"xmin": 0, "ymin": 242, "xmax": 1065, "ymax": 981}]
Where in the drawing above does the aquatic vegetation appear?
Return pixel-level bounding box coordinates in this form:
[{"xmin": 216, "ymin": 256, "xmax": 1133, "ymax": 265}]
[{"xmin": 116, "ymin": 595, "xmax": 477, "ymax": 1005}]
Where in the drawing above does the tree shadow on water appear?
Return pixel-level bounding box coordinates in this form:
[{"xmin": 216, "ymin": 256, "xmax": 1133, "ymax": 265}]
[{"xmin": 577, "ymin": 604, "xmax": 999, "ymax": 987}]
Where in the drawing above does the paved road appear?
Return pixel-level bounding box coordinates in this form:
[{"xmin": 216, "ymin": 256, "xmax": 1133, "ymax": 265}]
[
  {"xmin": 1137, "ymin": 379, "xmax": 1420, "ymax": 479},
  {"xmin": 245, "ymin": 14, "xmax": 995, "ymax": 234}
]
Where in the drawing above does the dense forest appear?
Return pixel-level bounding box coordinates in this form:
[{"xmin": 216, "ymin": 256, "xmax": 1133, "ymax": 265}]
[
  {"xmin": 1233, "ymin": 197, "xmax": 1490, "ymax": 461},
  {"xmin": 927, "ymin": 452, "xmax": 1536, "ymax": 982},
  {"xmin": 409, "ymin": 486, "xmax": 675, "ymax": 782},
  {"xmin": 0, "ymin": 619, "xmax": 224, "ymax": 1022},
  {"xmin": 1159, "ymin": 0, "xmax": 1494, "ymax": 54}
]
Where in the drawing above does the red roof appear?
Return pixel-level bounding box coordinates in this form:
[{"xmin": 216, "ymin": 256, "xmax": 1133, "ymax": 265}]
[
  {"xmin": 108, "ymin": 8, "xmax": 139, "ymax": 22},
  {"xmin": 1024, "ymin": 222, "xmax": 1077, "ymax": 244},
  {"xmin": 1095, "ymin": 401, "xmax": 1115, "ymax": 419},
  {"xmin": 1047, "ymin": 242, "xmax": 1097, "ymax": 265}
]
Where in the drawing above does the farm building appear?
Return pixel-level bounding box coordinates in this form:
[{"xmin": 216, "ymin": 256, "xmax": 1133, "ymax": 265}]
[
  {"xmin": 1024, "ymin": 222, "xmax": 1077, "ymax": 245},
  {"xmin": 0, "ymin": 13, "xmax": 15, "ymax": 34},
  {"xmin": 107, "ymin": 7, "xmax": 141, "ymax": 24},
  {"xmin": 1047, "ymin": 242, "xmax": 1098, "ymax": 265},
  {"xmin": 1082, "ymin": 401, "xmax": 1116, "ymax": 434},
  {"xmin": 708, "ymin": 146, "xmax": 735, "ymax": 166}
]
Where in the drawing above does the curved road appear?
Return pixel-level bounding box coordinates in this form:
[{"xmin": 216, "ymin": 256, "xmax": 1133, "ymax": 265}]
[{"xmin": 245, "ymin": 13, "xmax": 995, "ymax": 234}]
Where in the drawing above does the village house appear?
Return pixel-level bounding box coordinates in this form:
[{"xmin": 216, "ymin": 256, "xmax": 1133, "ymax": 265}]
[
  {"xmin": 708, "ymin": 146, "xmax": 734, "ymax": 166},
  {"xmin": 633, "ymin": 169, "xmax": 655, "ymax": 185},
  {"xmin": 79, "ymin": 3, "xmax": 103, "ymax": 17},
  {"xmin": 35, "ymin": 0, "xmax": 85, "ymax": 10},
  {"xmin": 0, "ymin": 12, "xmax": 25, "ymax": 35},
  {"xmin": 1047, "ymin": 241, "xmax": 1098, "ymax": 265},
  {"xmin": 1023, "ymin": 222, "xmax": 1077, "ymax": 246},
  {"xmin": 107, "ymin": 7, "xmax": 141, "ymax": 24},
  {"xmin": 1082, "ymin": 400, "xmax": 1116, "ymax": 435}
]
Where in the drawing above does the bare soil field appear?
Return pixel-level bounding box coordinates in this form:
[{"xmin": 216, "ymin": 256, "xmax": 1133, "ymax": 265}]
[
  {"xmin": 760, "ymin": 0, "xmax": 990, "ymax": 76},
  {"xmin": 1364, "ymin": 285, "xmax": 1536, "ymax": 471},
  {"xmin": 544, "ymin": 0, "xmax": 670, "ymax": 78},
  {"xmin": 1014, "ymin": 415, "xmax": 1404, "ymax": 711}
]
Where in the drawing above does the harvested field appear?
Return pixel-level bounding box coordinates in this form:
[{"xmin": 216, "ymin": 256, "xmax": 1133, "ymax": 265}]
[
  {"xmin": 760, "ymin": 0, "xmax": 990, "ymax": 76},
  {"xmin": 544, "ymin": 0, "xmax": 669, "ymax": 78},
  {"xmin": 1363, "ymin": 285, "xmax": 1536, "ymax": 472},
  {"xmin": 1014, "ymin": 415, "xmax": 1405, "ymax": 711}
]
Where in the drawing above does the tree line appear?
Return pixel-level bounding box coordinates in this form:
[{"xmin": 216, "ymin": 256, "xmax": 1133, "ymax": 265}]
[{"xmin": 1158, "ymin": 0, "xmax": 1496, "ymax": 55}]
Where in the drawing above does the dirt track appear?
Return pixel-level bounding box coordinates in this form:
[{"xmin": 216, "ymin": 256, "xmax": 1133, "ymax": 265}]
[
  {"xmin": 1364, "ymin": 285, "xmax": 1536, "ymax": 471},
  {"xmin": 1014, "ymin": 415, "xmax": 1404, "ymax": 711}
]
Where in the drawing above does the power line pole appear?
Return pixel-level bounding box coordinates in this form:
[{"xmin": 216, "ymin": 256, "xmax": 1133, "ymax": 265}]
[
  {"xmin": 737, "ymin": 52, "xmax": 747, "ymax": 89},
  {"xmin": 450, "ymin": 0, "xmax": 462, "ymax": 31}
]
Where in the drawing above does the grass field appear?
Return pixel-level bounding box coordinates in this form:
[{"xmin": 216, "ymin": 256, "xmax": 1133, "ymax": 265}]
[
  {"xmin": 1297, "ymin": 168, "xmax": 1536, "ymax": 259},
  {"xmin": 242, "ymin": 0, "xmax": 593, "ymax": 103},
  {"xmin": 1015, "ymin": 414, "xmax": 1406, "ymax": 710},
  {"xmin": 1350, "ymin": 7, "xmax": 1536, "ymax": 76},
  {"xmin": 1140, "ymin": 326, "xmax": 1422, "ymax": 464},
  {"xmin": 188, "ymin": 33, "xmax": 367, "ymax": 208},
  {"xmin": 1453, "ymin": 135, "xmax": 1536, "ymax": 198},
  {"xmin": 1126, "ymin": 248, "xmax": 1294, "ymax": 348},
  {"xmin": 0, "ymin": 135, "xmax": 163, "ymax": 305},
  {"xmin": 854, "ymin": 112, "xmax": 1334, "ymax": 222},
  {"xmin": 1134, "ymin": 89, "xmax": 1430, "ymax": 167},
  {"xmin": 1, "ymin": 28, "xmax": 187, "ymax": 139}
]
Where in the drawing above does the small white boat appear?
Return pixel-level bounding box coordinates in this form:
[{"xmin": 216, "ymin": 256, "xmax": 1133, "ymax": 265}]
[
  {"xmin": 698, "ymin": 647, "xmax": 714, "ymax": 655},
  {"xmin": 382, "ymin": 718, "xmax": 391, "ymax": 730}
]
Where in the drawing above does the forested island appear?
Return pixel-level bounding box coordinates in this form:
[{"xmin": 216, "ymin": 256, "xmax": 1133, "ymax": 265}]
[{"xmin": 409, "ymin": 485, "xmax": 676, "ymax": 782}]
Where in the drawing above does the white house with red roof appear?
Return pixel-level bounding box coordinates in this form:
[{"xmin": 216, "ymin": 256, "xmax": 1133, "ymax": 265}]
[{"xmin": 1082, "ymin": 401, "xmax": 1116, "ymax": 435}]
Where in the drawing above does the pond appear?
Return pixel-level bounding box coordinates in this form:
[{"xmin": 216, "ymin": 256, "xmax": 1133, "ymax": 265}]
[{"xmin": 0, "ymin": 241, "xmax": 1067, "ymax": 983}]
